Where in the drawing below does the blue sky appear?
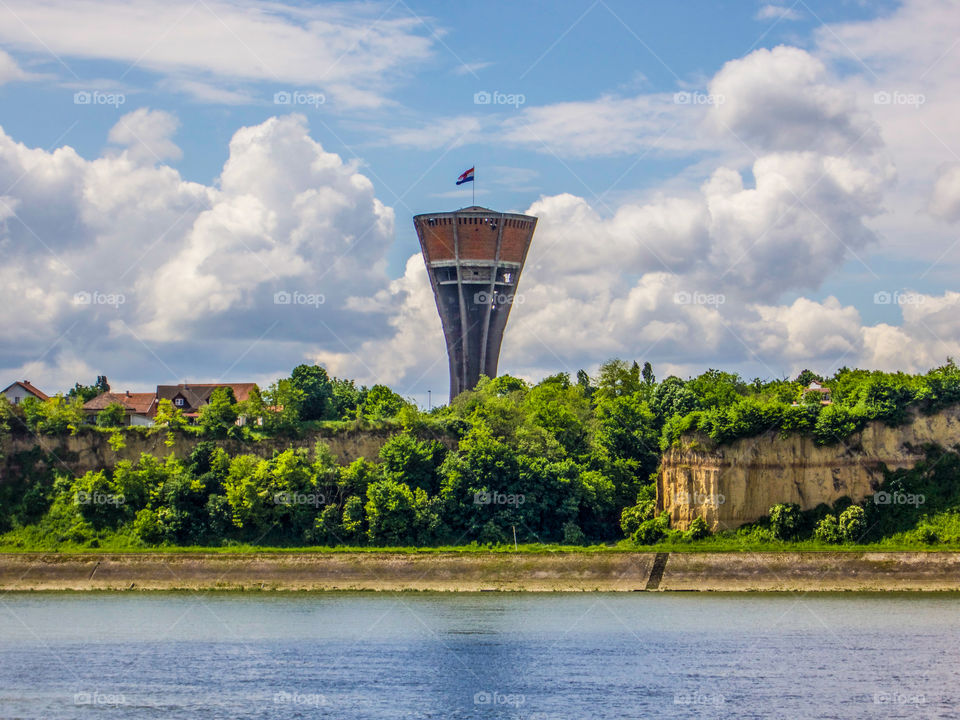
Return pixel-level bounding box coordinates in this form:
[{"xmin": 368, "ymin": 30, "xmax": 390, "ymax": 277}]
[{"xmin": 0, "ymin": 0, "xmax": 958, "ymax": 401}]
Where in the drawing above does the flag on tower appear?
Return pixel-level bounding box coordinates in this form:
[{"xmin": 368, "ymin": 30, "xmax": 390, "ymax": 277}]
[{"xmin": 456, "ymin": 167, "xmax": 475, "ymax": 185}]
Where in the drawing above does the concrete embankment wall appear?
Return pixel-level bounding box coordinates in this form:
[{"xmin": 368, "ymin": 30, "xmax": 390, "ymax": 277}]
[
  {"xmin": 1, "ymin": 427, "xmax": 456, "ymax": 480},
  {"xmin": 2, "ymin": 552, "xmax": 959, "ymax": 592},
  {"xmin": 658, "ymin": 405, "xmax": 960, "ymax": 531}
]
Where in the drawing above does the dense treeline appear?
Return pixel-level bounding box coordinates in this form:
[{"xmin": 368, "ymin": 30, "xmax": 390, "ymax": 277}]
[
  {"xmin": 662, "ymin": 362, "xmax": 960, "ymax": 448},
  {"xmin": 2, "ymin": 359, "xmax": 960, "ymax": 549}
]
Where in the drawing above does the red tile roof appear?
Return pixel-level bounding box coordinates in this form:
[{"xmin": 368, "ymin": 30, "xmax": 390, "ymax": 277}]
[
  {"xmin": 83, "ymin": 391, "xmax": 158, "ymax": 416},
  {"xmin": 2, "ymin": 381, "xmax": 50, "ymax": 401}
]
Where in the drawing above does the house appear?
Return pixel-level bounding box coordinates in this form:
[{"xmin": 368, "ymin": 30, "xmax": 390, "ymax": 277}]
[
  {"xmin": 156, "ymin": 383, "xmax": 259, "ymax": 422},
  {"xmin": 82, "ymin": 391, "xmax": 158, "ymax": 426},
  {"xmin": 1, "ymin": 381, "xmax": 50, "ymax": 405},
  {"xmin": 802, "ymin": 380, "xmax": 832, "ymax": 404}
]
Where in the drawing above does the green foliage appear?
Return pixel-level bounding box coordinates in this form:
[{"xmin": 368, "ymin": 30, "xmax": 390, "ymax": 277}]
[
  {"xmin": 838, "ymin": 505, "xmax": 866, "ymax": 542},
  {"xmin": 769, "ymin": 503, "xmax": 802, "ymax": 540},
  {"xmin": 22, "ymin": 395, "xmax": 84, "ymax": 435},
  {"xmin": 362, "ymin": 385, "xmax": 408, "ymax": 420},
  {"xmin": 631, "ymin": 511, "xmax": 670, "ymax": 545},
  {"xmin": 96, "ymin": 402, "xmax": 127, "ymax": 428},
  {"xmin": 365, "ymin": 479, "xmax": 437, "ymax": 545},
  {"xmin": 154, "ymin": 398, "xmax": 187, "ymax": 429},
  {"xmin": 379, "ymin": 433, "xmax": 446, "ymax": 494},
  {"xmin": 67, "ymin": 375, "xmax": 110, "ymax": 403},
  {"xmin": 684, "ymin": 516, "xmax": 710, "ymax": 541},
  {"xmin": 262, "ymin": 379, "xmax": 303, "ymax": 434},
  {"xmin": 813, "ymin": 514, "xmax": 841, "ymax": 543},
  {"xmin": 290, "ymin": 364, "xmax": 333, "ymax": 421},
  {"xmin": 198, "ymin": 387, "xmax": 238, "ymax": 437},
  {"xmin": 10, "ymin": 360, "xmax": 960, "ymax": 551}
]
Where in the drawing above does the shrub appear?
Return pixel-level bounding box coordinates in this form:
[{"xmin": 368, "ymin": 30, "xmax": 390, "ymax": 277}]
[
  {"xmin": 814, "ymin": 514, "xmax": 841, "ymax": 543},
  {"xmin": 684, "ymin": 516, "xmax": 710, "ymax": 541},
  {"xmin": 562, "ymin": 521, "xmax": 587, "ymax": 546},
  {"xmin": 632, "ymin": 512, "xmax": 670, "ymax": 545},
  {"xmin": 838, "ymin": 505, "xmax": 866, "ymax": 542},
  {"xmin": 769, "ymin": 503, "xmax": 802, "ymax": 540}
]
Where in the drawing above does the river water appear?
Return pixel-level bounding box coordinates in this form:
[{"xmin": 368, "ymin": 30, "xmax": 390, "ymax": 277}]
[{"xmin": 1, "ymin": 592, "xmax": 958, "ymax": 718}]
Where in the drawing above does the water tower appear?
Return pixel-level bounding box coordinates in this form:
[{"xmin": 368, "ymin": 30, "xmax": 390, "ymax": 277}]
[{"xmin": 413, "ymin": 207, "xmax": 537, "ymax": 403}]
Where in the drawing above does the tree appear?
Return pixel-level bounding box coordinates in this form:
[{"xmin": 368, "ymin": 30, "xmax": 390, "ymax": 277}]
[
  {"xmin": 365, "ymin": 479, "xmax": 437, "ymax": 545},
  {"xmin": 67, "ymin": 376, "xmax": 110, "ymax": 403},
  {"xmin": 595, "ymin": 359, "xmax": 641, "ymax": 402},
  {"xmin": 153, "ymin": 399, "xmax": 187, "ymax": 429},
  {"xmin": 330, "ymin": 377, "xmax": 364, "ymax": 419},
  {"xmin": 650, "ymin": 376, "xmax": 697, "ymax": 429},
  {"xmin": 236, "ymin": 385, "xmax": 266, "ymax": 426},
  {"xmin": 96, "ymin": 402, "xmax": 127, "ymax": 428},
  {"xmin": 379, "ymin": 433, "xmax": 446, "ymax": 494},
  {"xmin": 575, "ymin": 369, "xmax": 595, "ymax": 399},
  {"xmin": 362, "ymin": 385, "xmax": 408, "ymax": 420},
  {"xmin": 290, "ymin": 364, "xmax": 333, "ymax": 421},
  {"xmin": 263, "ymin": 379, "xmax": 303, "ymax": 433},
  {"xmin": 198, "ymin": 387, "xmax": 237, "ymax": 437},
  {"xmin": 794, "ymin": 369, "xmax": 822, "ymax": 387},
  {"xmin": 22, "ymin": 395, "xmax": 84, "ymax": 435},
  {"xmin": 686, "ymin": 369, "xmax": 746, "ymax": 410}
]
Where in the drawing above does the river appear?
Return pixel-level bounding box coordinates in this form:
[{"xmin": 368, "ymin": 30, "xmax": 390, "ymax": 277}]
[{"xmin": 1, "ymin": 592, "xmax": 958, "ymax": 718}]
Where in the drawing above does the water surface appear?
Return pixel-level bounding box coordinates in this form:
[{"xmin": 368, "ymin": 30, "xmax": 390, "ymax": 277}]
[{"xmin": 1, "ymin": 592, "xmax": 957, "ymax": 718}]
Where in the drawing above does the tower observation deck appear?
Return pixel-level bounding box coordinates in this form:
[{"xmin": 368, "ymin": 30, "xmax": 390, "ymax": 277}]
[{"xmin": 413, "ymin": 206, "xmax": 538, "ymax": 403}]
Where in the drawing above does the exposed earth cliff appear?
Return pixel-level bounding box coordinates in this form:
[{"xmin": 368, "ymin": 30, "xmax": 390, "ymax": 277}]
[{"xmin": 658, "ymin": 405, "xmax": 960, "ymax": 530}]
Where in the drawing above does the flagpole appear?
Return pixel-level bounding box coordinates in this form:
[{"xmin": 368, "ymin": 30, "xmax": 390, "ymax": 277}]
[{"xmin": 472, "ymin": 165, "xmax": 475, "ymax": 205}]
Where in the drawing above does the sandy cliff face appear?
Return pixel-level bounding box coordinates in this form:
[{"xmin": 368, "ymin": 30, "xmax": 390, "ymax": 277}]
[{"xmin": 658, "ymin": 406, "xmax": 960, "ymax": 531}]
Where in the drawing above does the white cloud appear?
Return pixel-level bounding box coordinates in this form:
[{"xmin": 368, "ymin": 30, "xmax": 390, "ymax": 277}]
[
  {"xmin": 928, "ymin": 163, "xmax": 960, "ymax": 222},
  {"xmin": 0, "ymin": 0, "xmax": 435, "ymax": 108},
  {"xmin": 0, "ymin": 49, "xmax": 30, "ymax": 85},
  {"xmin": 755, "ymin": 5, "xmax": 803, "ymax": 22},
  {"xmin": 108, "ymin": 108, "xmax": 182, "ymax": 163},
  {"xmin": 0, "ymin": 113, "xmax": 396, "ymax": 389}
]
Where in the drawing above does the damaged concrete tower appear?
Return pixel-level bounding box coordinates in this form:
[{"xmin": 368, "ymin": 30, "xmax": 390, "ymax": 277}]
[{"xmin": 413, "ymin": 206, "xmax": 537, "ymax": 403}]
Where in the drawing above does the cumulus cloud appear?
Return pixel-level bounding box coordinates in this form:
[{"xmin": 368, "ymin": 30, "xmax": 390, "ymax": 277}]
[
  {"xmin": 708, "ymin": 45, "xmax": 880, "ymax": 155},
  {"xmin": 108, "ymin": 108, "xmax": 182, "ymax": 163},
  {"xmin": 0, "ymin": 113, "xmax": 395, "ymax": 389}
]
